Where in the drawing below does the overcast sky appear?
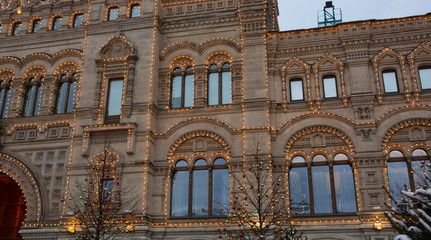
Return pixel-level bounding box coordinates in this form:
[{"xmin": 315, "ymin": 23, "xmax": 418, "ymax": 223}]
[{"xmin": 278, "ymin": 0, "xmax": 431, "ymax": 31}]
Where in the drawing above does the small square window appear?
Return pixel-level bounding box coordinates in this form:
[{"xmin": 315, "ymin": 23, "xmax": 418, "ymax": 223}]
[
  {"xmin": 419, "ymin": 67, "xmax": 431, "ymax": 90},
  {"xmin": 382, "ymin": 70, "xmax": 399, "ymax": 93},
  {"xmin": 130, "ymin": 4, "xmax": 141, "ymax": 18},
  {"xmin": 108, "ymin": 7, "xmax": 119, "ymax": 21},
  {"xmin": 12, "ymin": 22, "xmax": 22, "ymax": 36},
  {"xmin": 60, "ymin": 127, "xmax": 69, "ymax": 137},
  {"xmin": 28, "ymin": 130, "xmax": 37, "ymax": 139},
  {"xmin": 52, "ymin": 16, "xmax": 62, "ymax": 30},
  {"xmin": 32, "ymin": 19, "xmax": 41, "ymax": 33},
  {"xmin": 73, "ymin": 14, "xmax": 83, "ymax": 28},
  {"xmin": 16, "ymin": 130, "xmax": 26, "ymax": 140},
  {"xmin": 49, "ymin": 128, "xmax": 58, "ymax": 138},
  {"xmin": 322, "ymin": 76, "xmax": 338, "ymax": 98}
]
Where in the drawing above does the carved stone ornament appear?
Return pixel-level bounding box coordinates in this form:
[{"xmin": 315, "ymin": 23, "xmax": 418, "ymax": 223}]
[{"xmin": 99, "ymin": 36, "xmax": 136, "ymax": 60}]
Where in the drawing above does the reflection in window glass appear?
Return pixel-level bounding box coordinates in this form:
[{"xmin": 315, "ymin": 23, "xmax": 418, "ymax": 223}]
[
  {"xmin": 53, "ymin": 17, "xmax": 62, "ymax": 30},
  {"xmin": 323, "ymin": 76, "xmax": 337, "ymax": 98},
  {"xmin": 333, "ymin": 165, "xmax": 357, "ymax": 212},
  {"xmin": 194, "ymin": 159, "xmax": 206, "ymax": 166},
  {"xmin": 412, "ymin": 149, "xmax": 427, "ymax": 157},
  {"xmin": 213, "ymin": 168, "xmax": 229, "ymax": 216},
  {"xmin": 108, "ymin": 7, "xmax": 119, "ymax": 21},
  {"xmin": 389, "ymin": 150, "xmax": 404, "ymax": 158},
  {"xmin": 382, "ymin": 71, "xmax": 399, "ymax": 93},
  {"xmin": 172, "ymin": 171, "xmax": 189, "ymax": 217},
  {"xmin": 107, "ymin": 79, "xmax": 124, "ymax": 116},
  {"xmin": 73, "ymin": 14, "xmax": 83, "ymax": 28},
  {"xmin": 334, "ymin": 153, "xmax": 348, "ymax": 161},
  {"xmin": 387, "ymin": 162, "xmax": 409, "ymax": 201},
  {"xmin": 32, "ymin": 20, "xmax": 41, "ymax": 33},
  {"xmin": 12, "ymin": 22, "xmax": 22, "ymax": 36},
  {"xmin": 412, "ymin": 160, "xmax": 430, "ymax": 188},
  {"xmin": 289, "ymin": 167, "xmax": 310, "ymax": 214},
  {"xmin": 102, "ymin": 180, "xmax": 114, "ymax": 201},
  {"xmin": 171, "ymin": 75, "xmax": 182, "ymax": 108},
  {"xmin": 130, "ymin": 5, "xmax": 141, "ymax": 18},
  {"xmin": 290, "ymin": 79, "xmax": 304, "ymax": 101},
  {"xmin": 312, "ymin": 166, "xmax": 332, "ymax": 213},
  {"xmin": 184, "ymin": 74, "xmax": 194, "ymax": 108},
  {"xmin": 192, "ymin": 170, "xmax": 209, "ymax": 216},
  {"xmin": 419, "ymin": 67, "xmax": 431, "ymax": 90}
]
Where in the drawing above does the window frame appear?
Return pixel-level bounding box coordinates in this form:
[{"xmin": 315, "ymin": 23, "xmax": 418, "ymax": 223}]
[
  {"xmin": 31, "ymin": 19, "xmax": 42, "ymax": 33},
  {"xmin": 130, "ymin": 4, "xmax": 141, "ymax": 18},
  {"xmin": 12, "ymin": 21, "xmax": 22, "ymax": 36},
  {"xmin": 289, "ymin": 78, "xmax": 304, "ymax": 102},
  {"xmin": 52, "ymin": 16, "xmax": 62, "ymax": 31},
  {"xmin": 105, "ymin": 78, "xmax": 124, "ymax": 124},
  {"xmin": 322, "ymin": 75, "xmax": 338, "ymax": 99},
  {"xmin": 289, "ymin": 153, "xmax": 357, "ymax": 215},
  {"xmin": 170, "ymin": 67, "xmax": 194, "ymax": 109},
  {"xmin": 72, "ymin": 13, "xmax": 84, "ymax": 28},
  {"xmin": 418, "ymin": 66, "xmax": 431, "ymax": 91},
  {"xmin": 170, "ymin": 158, "xmax": 229, "ymax": 218},
  {"xmin": 382, "ymin": 69, "xmax": 400, "ymax": 94},
  {"xmin": 207, "ymin": 63, "xmax": 232, "ymax": 106},
  {"xmin": 108, "ymin": 7, "xmax": 119, "ymax": 21}
]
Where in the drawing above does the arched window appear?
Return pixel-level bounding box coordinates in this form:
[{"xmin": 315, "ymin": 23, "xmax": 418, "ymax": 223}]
[
  {"xmin": 0, "ymin": 80, "xmax": 13, "ymax": 118},
  {"xmin": 171, "ymin": 158, "xmax": 229, "ymax": 217},
  {"xmin": 56, "ymin": 73, "xmax": 78, "ymax": 114},
  {"xmin": 322, "ymin": 75, "xmax": 338, "ymax": 98},
  {"xmin": 387, "ymin": 149, "xmax": 430, "ymax": 200},
  {"xmin": 289, "ymin": 153, "xmax": 357, "ymax": 215},
  {"xmin": 418, "ymin": 66, "xmax": 431, "ymax": 90},
  {"xmin": 171, "ymin": 67, "xmax": 194, "ymax": 108},
  {"xmin": 208, "ymin": 63, "xmax": 231, "ymax": 105},
  {"xmin": 23, "ymin": 77, "xmax": 45, "ymax": 117},
  {"xmin": 382, "ymin": 70, "xmax": 399, "ymax": 93}
]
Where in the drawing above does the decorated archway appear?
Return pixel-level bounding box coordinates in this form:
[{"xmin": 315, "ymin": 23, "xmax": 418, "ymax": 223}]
[{"xmin": 0, "ymin": 173, "xmax": 26, "ymax": 239}]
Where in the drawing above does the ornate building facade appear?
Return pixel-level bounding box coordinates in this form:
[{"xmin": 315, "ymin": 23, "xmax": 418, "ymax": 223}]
[{"xmin": 0, "ymin": 0, "xmax": 430, "ymax": 239}]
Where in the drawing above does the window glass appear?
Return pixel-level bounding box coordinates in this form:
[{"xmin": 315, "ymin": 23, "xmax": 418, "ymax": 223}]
[
  {"xmin": 292, "ymin": 156, "xmax": 305, "ymax": 163},
  {"xmin": 312, "ymin": 166, "xmax": 332, "ymax": 213},
  {"xmin": 388, "ymin": 162, "xmax": 409, "ymax": 201},
  {"xmin": 24, "ymin": 85, "xmax": 37, "ymax": 117},
  {"xmin": 289, "ymin": 166, "xmax": 310, "ymax": 214},
  {"xmin": 221, "ymin": 71, "xmax": 232, "ymax": 104},
  {"xmin": 313, "ymin": 154, "xmax": 326, "ymax": 162},
  {"xmin": 214, "ymin": 158, "xmax": 226, "ymax": 165},
  {"xmin": 290, "ymin": 79, "xmax": 304, "ymax": 101},
  {"xmin": 208, "ymin": 72, "xmax": 219, "ymax": 106},
  {"xmin": 412, "ymin": 160, "xmax": 430, "ymax": 189},
  {"xmin": 323, "ymin": 76, "xmax": 337, "ymax": 98},
  {"xmin": 32, "ymin": 20, "xmax": 41, "ymax": 33},
  {"xmin": 34, "ymin": 83, "xmax": 44, "ymax": 116},
  {"xmin": 130, "ymin": 5, "xmax": 141, "ymax": 18},
  {"xmin": 192, "ymin": 170, "xmax": 209, "ymax": 216},
  {"xmin": 389, "ymin": 150, "xmax": 404, "ymax": 158},
  {"xmin": 419, "ymin": 67, "xmax": 431, "ymax": 90},
  {"xmin": 194, "ymin": 159, "xmax": 206, "ymax": 166},
  {"xmin": 73, "ymin": 14, "xmax": 83, "ymax": 28},
  {"xmin": 333, "ymin": 165, "xmax": 356, "ymax": 212},
  {"xmin": 2, "ymin": 88, "xmax": 13, "ymax": 118},
  {"xmin": 66, "ymin": 81, "xmax": 77, "ymax": 113},
  {"xmin": 108, "ymin": 7, "xmax": 119, "ymax": 21},
  {"xmin": 12, "ymin": 22, "xmax": 22, "ymax": 36},
  {"xmin": 107, "ymin": 79, "xmax": 124, "ymax": 116},
  {"xmin": 0, "ymin": 88, "xmax": 6, "ymax": 117},
  {"xmin": 57, "ymin": 82, "xmax": 69, "ymax": 114},
  {"xmin": 53, "ymin": 17, "xmax": 62, "ymax": 30},
  {"xmin": 184, "ymin": 74, "xmax": 194, "ymax": 108},
  {"xmin": 171, "ymin": 75, "xmax": 182, "ymax": 108},
  {"xmin": 102, "ymin": 180, "xmax": 114, "ymax": 201},
  {"xmin": 334, "ymin": 153, "xmax": 348, "ymax": 161},
  {"xmin": 382, "ymin": 71, "xmax": 399, "ymax": 93},
  {"xmin": 172, "ymin": 171, "xmax": 189, "ymax": 217},
  {"xmin": 176, "ymin": 160, "xmax": 187, "ymax": 167},
  {"xmin": 212, "ymin": 168, "xmax": 229, "ymax": 216},
  {"xmin": 412, "ymin": 149, "xmax": 427, "ymax": 157}
]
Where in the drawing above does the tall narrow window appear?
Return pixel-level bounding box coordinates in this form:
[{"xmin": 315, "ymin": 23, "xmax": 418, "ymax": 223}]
[
  {"xmin": 56, "ymin": 73, "xmax": 77, "ymax": 114},
  {"xmin": 0, "ymin": 82, "xmax": 13, "ymax": 119},
  {"xmin": 418, "ymin": 66, "xmax": 431, "ymax": 90},
  {"xmin": 23, "ymin": 77, "xmax": 45, "ymax": 117},
  {"xmin": 289, "ymin": 79, "xmax": 304, "ymax": 101},
  {"xmin": 382, "ymin": 70, "xmax": 399, "ymax": 93},
  {"xmin": 171, "ymin": 158, "xmax": 229, "ymax": 217},
  {"xmin": 130, "ymin": 4, "xmax": 141, "ymax": 18},
  {"xmin": 52, "ymin": 16, "xmax": 62, "ymax": 30},
  {"xmin": 171, "ymin": 67, "xmax": 194, "ymax": 108},
  {"xmin": 73, "ymin": 14, "xmax": 84, "ymax": 28},
  {"xmin": 12, "ymin": 22, "xmax": 22, "ymax": 36},
  {"xmin": 106, "ymin": 79, "xmax": 124, "ymax": 124},
  {"xmin": 108, "ymin": 7, "xmax": 119, "ymax": 21},
  {"xmin": 32, "ymin": 19, "xmax": 41, "ymax": 33},
  {"xmin": 289, "ymin": 154, "xmax": 356, "ymax": 215},
  {"xmin": 208, "ymin": 63, "xmax": 231, "ymax": 105},
  {"xmin": 322, "ymin": 75, "xmax": 337, "ymax": 98}
]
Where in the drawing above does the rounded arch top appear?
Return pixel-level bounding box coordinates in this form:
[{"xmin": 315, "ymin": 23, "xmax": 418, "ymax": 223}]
[{"xmin": 99, "ymin": 35, "xmax": 136, "ymax": 60}]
